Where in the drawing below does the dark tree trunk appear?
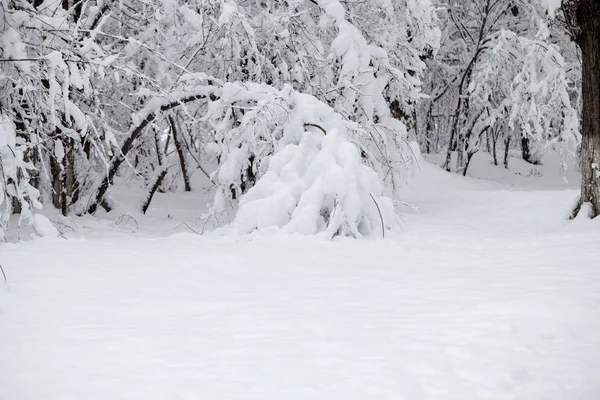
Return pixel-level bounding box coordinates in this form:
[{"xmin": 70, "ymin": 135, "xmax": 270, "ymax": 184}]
[
  {"xmin": 456, "ymin": 131, "xmax": 466, "ymax": 171},
  {"xmin": 574, "ymin": 1, "xmax": 600, "ymax": 217},
  {"xmin": 463, "ymin": 151, "xmax": 477, "ymax": 177},
  {"xmin": 492, "ymin": 131, "xmax": 498, "ymax": 166},
  {"xmin": 50, "ymin": 150, "xmax": 62, "ymax": 210},
  {"xmin": 521, "ymin": 136, "xmax": 532, "ymax": 164},
  {"xmin": 504, "ymin": 136, "xmax": 511, "ymax": 169},
  {"xmin": 169, "ymin": 115, "xmax": 191, "ymax": 192},
  {"xmin": 425, "ymin": 104, "xmax": 434, "ymax": 154},
  {"xmin": 141, "ymin": 170, "xmax": 168, "ymax": 215}
]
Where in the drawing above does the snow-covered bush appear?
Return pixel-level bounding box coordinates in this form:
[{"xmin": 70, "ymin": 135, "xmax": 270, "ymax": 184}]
[
  {"xmin": 202, "ymin": 82, "xmax": 415, "ymax": 235},
  {"xmin": 229, "ymin": 127, "xmax": 396, "ymax": 239},
  {"xmin": 0, "ymin": 114, "xmax": 41, "ymax": 240}
]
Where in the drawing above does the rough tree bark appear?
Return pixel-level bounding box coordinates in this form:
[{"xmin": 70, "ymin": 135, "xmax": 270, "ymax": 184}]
[{"xmin": 573, "ymin": 0, "xmax": 600, "ymax": 217}]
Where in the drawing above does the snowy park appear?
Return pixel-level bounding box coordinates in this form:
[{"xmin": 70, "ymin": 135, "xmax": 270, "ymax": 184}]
[
  {"xmin": 1, "ymin": 157, "xmax": 599, "ymax": 399},
  {"xmin": 1, "ymin": 0, "xmax": 600, "ymax": 399}
]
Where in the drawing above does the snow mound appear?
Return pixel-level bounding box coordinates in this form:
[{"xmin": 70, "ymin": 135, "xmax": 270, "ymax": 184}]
[
  {"xmin": 231, "ymin": 129, "xmax": 396, "ymax": 239},
  {"xmin": 33, "ymin": 214, "xmax": 59, "ymax": 237}
]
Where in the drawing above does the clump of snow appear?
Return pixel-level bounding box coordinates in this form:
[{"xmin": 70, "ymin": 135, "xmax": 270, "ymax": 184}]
[
  {"xmin": 33, "ymin": 214, "xmax": 59, "ymax": 237},
  {"xmin": 572, "ymin": 202, "xmax": 593, "ymax": 221},
  {"xmin": 231, "ymin": 129, "xmax": 396, "ymax": 239},
  {"xmin": 543, "ymin": 0, "xmax": 563, "ymax": 17},
  {"xmin": 218, "ymin": 1, "xmax": 238, "ymax": 26},
  {"xmin": 0, "ymin": 114, "xmax": 41, "ymax": 239},
  {"xmin": 1, "ymin": 27, "xmax": 31, "ymax": 74}
]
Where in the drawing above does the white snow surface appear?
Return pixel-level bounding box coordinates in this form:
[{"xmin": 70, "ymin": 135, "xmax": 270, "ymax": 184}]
[
  {"xmin": 1, "ymin": 161, "xmax": 599, "ymax": 400},
  {"xmin": 32, "ymin": 214, "xmax": 59, "ymax": 238},
  {"xmin": 542, "ymin": 0, "xmax": 563, "ymax": 17}
]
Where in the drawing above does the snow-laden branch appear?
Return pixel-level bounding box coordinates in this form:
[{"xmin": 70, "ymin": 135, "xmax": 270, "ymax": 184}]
[{"xmin": 87, "ymin": 86, "xmax": 220, "ymax": 214}]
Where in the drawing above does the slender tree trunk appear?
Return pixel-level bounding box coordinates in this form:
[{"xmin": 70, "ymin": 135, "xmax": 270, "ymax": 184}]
[
  {"xmin": 521, "ymin": 136, "xmax": 532, "ymax": 164},
  {"xmin": 153, "ymin": 127, "xmax": 167, "ymax": 194},
  {"xmin": 444, "ymin": 127, "xmax": 456, "ymax": 171},
  {"xmin": 425, "ymin": 104, "xmax": 433, "ymax": 154},
  {"xmin": 456, "ymin": 132, "xmax": 466, "ymax": 171},
  {"xmin": 169, "ymin": 115, "xmax": 191, "ymax": 192},
  {"xmin": 504, "ymin": 136, "xmax": 511, "ymax": 169},
  {"xmin": 574, "ymin": 2, "xmax": 600, "ymax": 217},
  {"xmin": 50, "ymin": 150, "xmax": 61, "ymax": 210},
  {"xmin": 492, "ymin": 132, "xmax": 498, "ymax": 166},
  {"xmin": 463, "ymin": 151, "xmax": 477, "ymax": 177},
  {"xmin": 141, "ymin": 169, "xmax": 168, "ymax": 214}
]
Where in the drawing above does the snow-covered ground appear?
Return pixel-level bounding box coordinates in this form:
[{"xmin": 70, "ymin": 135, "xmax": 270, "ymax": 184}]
[{"xmin": 1, "ymin": 159, "xmax": 599, "ymax": 400}]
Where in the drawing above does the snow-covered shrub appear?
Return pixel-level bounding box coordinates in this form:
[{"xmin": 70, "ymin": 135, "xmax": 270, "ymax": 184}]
[
  {"xmin": 0, "ymin": 0, "xmax": 439, "ymax": 229},
  {"xmin": 203, "ymin": 83, "xmax": 414, "ymax": 235},
  {"xmin": 0, "ymin": 114, "xmax": 41, "ymax": 240},
  {"xmin": 230, "ymin": 128, "xmax": 396, "ymax": 238}
]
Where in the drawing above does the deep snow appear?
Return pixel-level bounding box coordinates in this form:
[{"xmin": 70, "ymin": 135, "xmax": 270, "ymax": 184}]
[{"xmin": 0, "ymin": 160, "xmax": 599, "ymax": 400}]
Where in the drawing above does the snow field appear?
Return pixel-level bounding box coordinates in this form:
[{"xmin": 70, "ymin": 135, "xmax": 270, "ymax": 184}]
[{"xmin": 0, "ymin": 162, "xmax": 599, "ymax": 400}]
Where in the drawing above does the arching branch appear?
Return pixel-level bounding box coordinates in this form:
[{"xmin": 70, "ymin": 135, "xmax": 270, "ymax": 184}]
[{"xmin": 87, "ymin": 91, "xmax": 217, "ymax": 214}]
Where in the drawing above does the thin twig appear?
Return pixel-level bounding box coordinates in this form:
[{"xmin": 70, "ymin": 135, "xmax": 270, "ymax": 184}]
[
  {"xmin": 369, "ymin": 193, "xmax": 385, "ymax": 239},
  {"xmin": 0, "ymin": 263, "xmax": 7, "ymax": 285},
  {"xmin": 304, "ymin": 123, "xmax": 327, "ymax": 135},
  {"xmin": 182, "ymin": 222, "xmax": 199, "ymax": 235}
]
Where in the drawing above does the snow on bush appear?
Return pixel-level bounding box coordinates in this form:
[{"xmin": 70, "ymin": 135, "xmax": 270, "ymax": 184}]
[
  {"xmin": 203, "ymin": 83, "xmax": 412, "ymax": 237},
  {"xmin": 230, "ymin": 128, "xmax": 396, "ymax": 238},
  {"xmin": 0, "ymin": 114, "xmax": 41, "ymax": 240}
]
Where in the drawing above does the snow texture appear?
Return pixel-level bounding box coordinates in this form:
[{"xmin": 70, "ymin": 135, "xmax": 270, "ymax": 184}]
[
  {"xmin": 543, "ymin": 0, "xmax": 563, "ymax": 17},
  {"xmin": 32, "ymin": 214, "xmax": 59, "ymax": 238},
  {"xmin": 0, "ymin": 161, "xmax": 599, "ymax": 400}
]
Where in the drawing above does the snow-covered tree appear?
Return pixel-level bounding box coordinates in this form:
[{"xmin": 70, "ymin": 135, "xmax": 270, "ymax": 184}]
[
  {"xmin": 419, "ymin": 0, "xmax": 579, "ymax": 175},
  {"xmin": 0, "ymin": 0, "xmax": 441, "ymax": 238},
  {"xmin": 542, "ymin": 0, "xmax": 600, "ymax": 218}
]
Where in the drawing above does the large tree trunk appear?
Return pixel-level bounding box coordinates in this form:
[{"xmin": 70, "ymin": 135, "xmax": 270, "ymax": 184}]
[{"xmin": 575, "ymin": 1, "xmax": 600, "ymax": 217}]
